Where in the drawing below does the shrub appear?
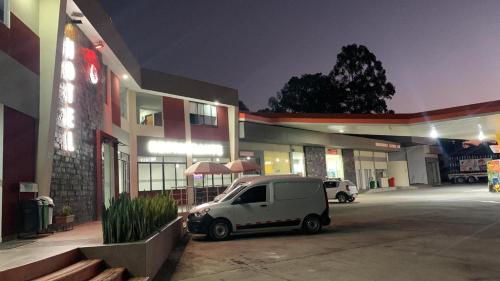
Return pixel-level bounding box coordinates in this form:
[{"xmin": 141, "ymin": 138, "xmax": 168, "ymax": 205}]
[{"xmin": 102, "ymin": 193, "xmax": 178, "ymax": 244}]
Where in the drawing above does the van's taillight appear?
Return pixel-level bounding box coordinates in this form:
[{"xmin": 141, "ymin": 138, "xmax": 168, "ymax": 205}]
[{"xmin": 346, "ymin": 185, "xmax": 350, "ymax": 191}]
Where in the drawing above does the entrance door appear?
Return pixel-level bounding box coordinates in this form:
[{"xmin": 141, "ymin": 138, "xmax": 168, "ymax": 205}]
[
  {"xmin": 363, "ymin": 169, "xmax": 372, "ymax": 189},
  {"xmin": 102, "ymin": 142, "xmax": 115, "ymax": 208},
  {"xmin": 426, "ymin": 158, "xmax": 441, "ymax": 185}
]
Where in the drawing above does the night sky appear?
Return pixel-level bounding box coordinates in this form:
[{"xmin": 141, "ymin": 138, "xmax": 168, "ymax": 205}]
[{"xmin": 101, "ymin": 0, "xmax": 500, "ymax": 113}]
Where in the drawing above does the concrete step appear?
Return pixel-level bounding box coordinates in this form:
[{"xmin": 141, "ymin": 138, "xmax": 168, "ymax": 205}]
[
  {"xmin": 88, "ymin": 267, "xmax": 126, "ymax": 281},
  {"xmin": 33, "ymin": 259, "xmax": 104, "ymax": 281}
]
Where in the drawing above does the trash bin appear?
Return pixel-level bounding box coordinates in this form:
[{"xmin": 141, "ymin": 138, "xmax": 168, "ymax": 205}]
[
  {"xmin": 21, "ymin": 199, "xmax": 40, "ymax": 233},
  {"xmin": 37, "ymin": 196, "xmax": 54, "ymax": 225},
  {"xmin": 38, "ymin": 199, "xmax": 47, "ymax": 231},
  {"xmin": 389, "ymin": 177, "xmax": 396, "ymax": 187},
  {"xmin": 370, "ymin": 180, "xmax": 376, "ymax": 189}
]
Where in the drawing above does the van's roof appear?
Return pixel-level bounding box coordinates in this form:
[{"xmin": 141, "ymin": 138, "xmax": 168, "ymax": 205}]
[{"xmin": 244, "ymin": 175, "xmax": 322, "ymax": 186}]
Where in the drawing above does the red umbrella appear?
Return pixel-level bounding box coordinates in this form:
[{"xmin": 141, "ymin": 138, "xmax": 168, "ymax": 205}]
[
  {"xmin": 184, "ymin": 161, "xmax": 232, "ymax": 176},
  {"xmin": 225, "ymin": 160, "xmax": 260, "ymax": 173}
]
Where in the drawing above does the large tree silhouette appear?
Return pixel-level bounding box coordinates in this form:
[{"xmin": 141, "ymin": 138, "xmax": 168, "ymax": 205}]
[
  {"xmin": 262, "ymin": 44, "xmax": 395, "ymax": 113},
  {"xmin": 329, "ymin": 44, "xmax": 395, "ymax": 113}
]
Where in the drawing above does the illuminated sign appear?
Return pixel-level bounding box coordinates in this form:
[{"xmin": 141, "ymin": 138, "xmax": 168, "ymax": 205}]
[
  {"xmin": 147, "ymin": 140, "xmax": 223, "ymax": 156},
  {"xmin": 60, "ymin": 37, "xmax": 76, "ymax": 151},
  {"xmin": 89, "ymin": 64, "xmax": 98, "ymax": 84}
]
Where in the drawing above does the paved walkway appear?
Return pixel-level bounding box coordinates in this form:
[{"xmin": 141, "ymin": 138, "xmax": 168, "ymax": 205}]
[{"xmin": 0, "ymin": 221, "xmax": 102, "ymax": 271}]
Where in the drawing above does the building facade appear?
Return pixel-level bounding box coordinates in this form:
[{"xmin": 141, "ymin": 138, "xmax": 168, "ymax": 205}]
[{"xmin": 0, "ymin": 0, "xmax": 239, "ymax": 240}]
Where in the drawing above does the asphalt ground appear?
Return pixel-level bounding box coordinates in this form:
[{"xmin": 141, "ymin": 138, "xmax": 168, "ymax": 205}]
[{"xmin": 168, "ymin": 184, "xmax": 500, "ymax": 281}]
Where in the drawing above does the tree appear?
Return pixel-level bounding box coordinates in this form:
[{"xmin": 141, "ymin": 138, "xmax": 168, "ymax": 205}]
[
  {"xmin": 263, "ymin": 44, "xmax": 395, "ymax": 113},
  {"xmin": 329, "ymin": 44, "xmax": 395, "ymax": 114},
  {"xmin": 268, "ymin": 73, "xmax": 342, "ymax": 113},
  {"xmin": 238, "ymin": 100, "xmax": 250, "ymax": 112}
]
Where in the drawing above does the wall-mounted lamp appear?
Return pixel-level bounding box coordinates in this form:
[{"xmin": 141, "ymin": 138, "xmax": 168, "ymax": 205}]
[
  {"xmin": 122, "ymin": 74, "xmax": 129, "ymax": 80},
  {"xmin": 94, "ymin": 41, "xmax": 104, "ymax": 50}
]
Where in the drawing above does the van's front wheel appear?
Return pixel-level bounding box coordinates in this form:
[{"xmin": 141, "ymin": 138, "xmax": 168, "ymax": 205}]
[
  {"xmin": 208, "ymin": 219, "xmax": 231, "ymax": 241},
  {"xmin": 302, "ymin": 215, "xmax": 321, "ymax": 234}
]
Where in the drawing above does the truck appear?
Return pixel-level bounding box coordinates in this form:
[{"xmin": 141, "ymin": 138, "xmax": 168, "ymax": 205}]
[{"xmin": 447, "ymin": 143, "xmax": 500, "ymax": 184}]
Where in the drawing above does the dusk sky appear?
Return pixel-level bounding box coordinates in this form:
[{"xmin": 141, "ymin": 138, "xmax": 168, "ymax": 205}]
[{"xmin": 102, "ymin": 0, "xmax": 500, "ymax": 113}]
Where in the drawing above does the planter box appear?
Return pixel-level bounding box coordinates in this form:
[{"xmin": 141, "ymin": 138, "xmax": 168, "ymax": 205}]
[
  {"xmin": 54, "ymin": 215, "xmax": 75, "ymax": 224},
  {"xmin": 80, "ymin": 216, "xmax": 183, "ymax": 278}
]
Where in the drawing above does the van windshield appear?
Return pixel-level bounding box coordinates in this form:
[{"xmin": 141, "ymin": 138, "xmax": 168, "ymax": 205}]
[{"xmin": 220, "ymin": 184, "xmax": 247, "ymax": 202}]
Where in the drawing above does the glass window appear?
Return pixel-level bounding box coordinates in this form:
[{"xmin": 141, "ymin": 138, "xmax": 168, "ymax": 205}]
[
  {"xmin": 264, "ymin": 151, "xmax": 291, "ymax": 175},
  {"xmin": 164, "ymin": 164, "xmax": 176, "ymax": 189},
  {"xmin": 120, "ymin": 85, "xmax": 128, "ymax": 119},
  {"xmin": 118, "ymin": 152, "xmax": 130, "ymax": 194},
  {"xmin": 326, "ymin": 152, "xmax": 344, "ymax": 179},
  {"xmin": 136, "ymin": 93, "xmax": 163, "ymax": 126},
  {"xmin": 176, "ymin": 163, "xmax": 187, "ymax": 187},
  {"xmin": 151, "ymin": 163, "xmax": 163, "ymax": 190},
  {"xmin": 291, "ymin": 151, "xmax": 305, "ymax": 176},
  {"xmin": 237, "ymin": 185, "xmax": 267, "ymax": 204},
  {"xmin": 138, "ymin": 163, "xmax": 151, "ymax": 191},
  {"xmin": 1, "ymin": 0, "xmax": 8, "ymax": 26},
  {"xmin": 324, "ymin": 181, "xmax": 339, "ymax": 188},
  {"xmin": 189, "ymin": 102, "xmax": 217, "ymax": 126}
]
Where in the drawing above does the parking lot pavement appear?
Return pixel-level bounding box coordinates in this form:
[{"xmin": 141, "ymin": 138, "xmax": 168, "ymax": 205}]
[{"xmin": 170, "ymin": 184, "xmax": 500, "ymax": 281}]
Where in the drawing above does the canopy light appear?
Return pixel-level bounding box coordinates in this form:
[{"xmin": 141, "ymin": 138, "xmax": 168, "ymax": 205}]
[
  {"xmin": 148, "ymin": 140, "xmax": 223, "ymax": 156},
  {"xmin": 94, "ymin": 41, "xmax": 104, "ymax": 49},
  {"xmin": 478, "ymin": 131, "xmax": 486, "ymax": 141},
  {"xmin": 122, "ymin": 74, "xmax": 129, "ymax": 80},
  {"xmin": 430, "ymin": 127, "xmax": 438, "ymax": 139}
]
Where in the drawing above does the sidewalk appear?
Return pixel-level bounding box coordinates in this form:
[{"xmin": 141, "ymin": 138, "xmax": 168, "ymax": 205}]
[{"xmin": 0, "ymin": 221, "xmax": 102, "ymax": 271}]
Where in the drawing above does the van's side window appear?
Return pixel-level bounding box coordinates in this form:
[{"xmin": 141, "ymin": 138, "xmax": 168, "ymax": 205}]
[{"xmin": 237, "ymin": 185, "xmax": 267, "ymax": 204}]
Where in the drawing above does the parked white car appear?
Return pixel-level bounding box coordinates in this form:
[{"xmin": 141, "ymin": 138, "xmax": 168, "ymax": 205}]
[
  {"xmin": 324, "ymin": 179, "xmax": 358, "ymax": 203},
  {"xmin": 188, "ymin": 176, "xmax": 331, "ymax": 241}
]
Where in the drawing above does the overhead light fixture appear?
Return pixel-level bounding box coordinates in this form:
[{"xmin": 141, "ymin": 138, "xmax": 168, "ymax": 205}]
[
  {"xmin": 122, "ymin": 74, "xmax": 129, "ymax": 80},
  {"xmin": 71, "ymin": 12, "xmax": 84, "ymax": 18},
  {"xmin": 214, "ymin": 101, "xmax": 220, "ymax": 106},
  {"xmin": 94, "ymin": 41, "xmax": 104, "ymax": 50},
  {"xmin": 478, "ymin": 125, "xmax": 485, "ymax": 141},
  {"xmin": 339, "ymin": 129, "xmax": 345, "ymax": 133},
  {"xmin": 430, "ymin": 126, "xmax": 438, "ymax": 139}
]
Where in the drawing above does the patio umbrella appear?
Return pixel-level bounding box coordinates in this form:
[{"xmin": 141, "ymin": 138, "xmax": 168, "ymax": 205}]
[
  {"xmin": 225, "ymin": 160, "xmax": 260, "ymax": 173},
  {"xmin": 184, "ymin": 161, "xmax": 232, "ymax": 176}
]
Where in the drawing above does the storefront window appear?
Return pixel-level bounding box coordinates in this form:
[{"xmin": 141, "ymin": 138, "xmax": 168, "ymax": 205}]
[
  {"xmin": 136, "ymin": 93, "xmax": 162, "ymax": 126},
  {"xmin": 193, "ymin": 157, "xmax": 231, "ymax": 187},
  {"xmin": 138, "ymin": 156, "xmax": 187, "ymax": 190},
  {"xmin": 264, "ymin": 151, "xmax": 291, "ymax": 175},
  {"xmin": 189, "ymin": 102, "xmax": 217, "ymax": 126},
  {"xmin": 326, "ymin": 149, "xmax": 344, "ymax": 179},
  {"xmin": 291, "ymin": 151, "xmax": 305, "ymax": 176}
]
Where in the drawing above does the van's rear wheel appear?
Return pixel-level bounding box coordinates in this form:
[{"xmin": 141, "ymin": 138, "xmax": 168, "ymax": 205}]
[
  {"xmin": 208, "ymin": 219, "xmax": 231, "ymax": 241},
  {"xmin": 302, "ymin": 215, "xmax": 321, "ymax": 234}
]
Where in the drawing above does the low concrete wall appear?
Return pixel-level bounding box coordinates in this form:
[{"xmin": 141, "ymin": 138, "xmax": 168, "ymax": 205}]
[{"xmin": 80, "ymin": 216, "xmax": 183, "ymax": 278}]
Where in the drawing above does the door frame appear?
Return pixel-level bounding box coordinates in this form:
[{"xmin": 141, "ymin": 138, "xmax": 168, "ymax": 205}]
[{"xmin": 96, "ymin": 130, "xmax": 119, "ymax": 220}]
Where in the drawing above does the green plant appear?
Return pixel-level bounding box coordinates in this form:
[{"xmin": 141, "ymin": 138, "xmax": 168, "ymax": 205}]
[
  {"xmin": 102, "ymin": 193, "xmax": 178, "ymax": 244},
  {"xmin": 61, "ymin": 205, "xmax": 73, "ymax": 216}
]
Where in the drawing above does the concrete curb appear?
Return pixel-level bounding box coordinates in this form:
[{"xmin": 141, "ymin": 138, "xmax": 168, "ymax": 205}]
[{"xmin": 361, "ymin": 186, "xmax": 419, "ymax": 194}]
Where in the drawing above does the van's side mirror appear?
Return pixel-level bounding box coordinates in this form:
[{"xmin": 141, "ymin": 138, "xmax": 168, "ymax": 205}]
[{"xmin": 232, "ymin": 197, "xmax": 242, "ymax": 205}]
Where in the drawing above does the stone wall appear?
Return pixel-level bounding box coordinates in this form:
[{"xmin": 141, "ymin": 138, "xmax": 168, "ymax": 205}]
[
  {"xmin": 304, "ymin": 146, "xmax": 326, "ymax": 178},
  {"xmin": 342, "ymin": 149, "xmax": 357, "ymax": 183},
  {"xmin": 50, "ymin": 22, "xmax": 104, "ymax": 223}
]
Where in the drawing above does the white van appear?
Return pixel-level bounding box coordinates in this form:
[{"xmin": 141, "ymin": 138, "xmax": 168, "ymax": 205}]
[{"xmin": 187, "ymin": 176, "xmax": 331, "ymax": 241}]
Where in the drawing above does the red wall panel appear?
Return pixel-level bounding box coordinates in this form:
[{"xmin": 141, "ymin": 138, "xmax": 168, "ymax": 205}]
[
  {"xmin": 0, "ymin": 13, "xmax": 39, "ymax": 74},
  {"xmin": 2, "ymin": 106, "xmax": 37, "ymax": 238},
  {"xmin": 110, "ymin": 72, "xmax": 121, "ymax": 126},
  {"xmin": 190, "ymin": 106, "xmax": 229, "ymax": 142},
  {"xmin": 163, "ymin": 97, "xmax": 185, "ymax": 140}
]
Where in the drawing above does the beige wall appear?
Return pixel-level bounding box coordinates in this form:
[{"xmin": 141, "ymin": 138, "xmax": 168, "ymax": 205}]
[
  {"xmin": 11, "ymin": 0, "xmax": 39, "ymax": 34},
  {"xmin": 388, "ymin": 161, "xmax": 410, "ymax": 187}
]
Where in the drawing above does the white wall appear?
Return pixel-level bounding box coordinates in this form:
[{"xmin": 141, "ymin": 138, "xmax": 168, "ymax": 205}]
[
  {"xmin": 405, "ymin": 145, "xmax": 428, "ymax": 184},
  {"xmin": 388, "ymin": 161, "xmax": 410, "ymax": 187}
]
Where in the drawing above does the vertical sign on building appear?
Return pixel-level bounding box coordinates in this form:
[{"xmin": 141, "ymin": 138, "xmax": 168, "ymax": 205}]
[{"xmin": 60, "ymin": 37, "xmax": 76, "ymax": 151}]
